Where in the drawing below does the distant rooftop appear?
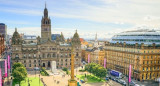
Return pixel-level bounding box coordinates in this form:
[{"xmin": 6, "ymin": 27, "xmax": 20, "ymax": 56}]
[
  {"xmin": 51, "ymin": 34, "xmax": 60, "ymax": 40},
  {"xmin": 0, "ymin": 23, "xmax": 5, "ymax": 25},
  {"xmin": 110, "ymin": 29, "xmax": 160, "ymax": 45},
  {"xmin": 23, "ymin": 35, "xmax": 37, "ymax": 39}
]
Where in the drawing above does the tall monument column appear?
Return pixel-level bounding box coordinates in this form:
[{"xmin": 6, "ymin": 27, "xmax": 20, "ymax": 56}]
[{"xmin": 68, "ymin": 46, "xmax": 77, "ymax": 86}]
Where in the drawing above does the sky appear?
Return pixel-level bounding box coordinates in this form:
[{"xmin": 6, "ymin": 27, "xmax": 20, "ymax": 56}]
[{"xmin": 0, "ymin": 0, "xmax": 160, "ymax": 40}]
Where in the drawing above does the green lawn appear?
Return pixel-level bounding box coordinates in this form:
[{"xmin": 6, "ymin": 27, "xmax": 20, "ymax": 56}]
[
  {"xmin": 12, "ymin": 77, "xmax": 43, "ymax": 86},
  {"xmin": 76, "ymin": 74, "xmax": 105, "ymax": 83}
]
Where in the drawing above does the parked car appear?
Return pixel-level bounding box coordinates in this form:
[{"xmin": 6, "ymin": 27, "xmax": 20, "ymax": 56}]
[
  {"xmin": 119, "ymin": 79, "xmax": 126, "ymax": 86},
  {"xmin": 111, "ymin": 77, "xmax": 116, "ymax": 81},
  {"xmin": 130, "ymin": 81, "xmax": 136, "ymax": 86},
  {"xmin": 105, "ymin": 77, "xmax": 109, "ymax": 81},
  {"xmin": 80, "ymin": 80, "xmax": 85, "ymax": 83}
]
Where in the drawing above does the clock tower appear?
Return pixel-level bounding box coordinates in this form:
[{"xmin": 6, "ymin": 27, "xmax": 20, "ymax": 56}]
[{"xmin": 41, "ymin": 3, "xmax": 51, "ymax": 42}]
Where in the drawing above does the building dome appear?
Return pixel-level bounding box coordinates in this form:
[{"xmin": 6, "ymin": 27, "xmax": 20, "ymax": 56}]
[
  {"xmin": 12, "ymin": 28, "xmax": 22, "ymax": 44},
  {"xmin": 110, "ymin": 29, "xmax": 160, "ymax": 45}
]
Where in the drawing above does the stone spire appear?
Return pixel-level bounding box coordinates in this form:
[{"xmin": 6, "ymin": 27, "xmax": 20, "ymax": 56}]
[
  {"xmin": 44, "ymin": 2, "xmax": 48, "ymax": 18},
  {"xmin": 60, "ymin": 32, "xmax": 65, "ymax": 42},
  {"xmin": 95, "ymin": 33, "xmax": 97, "ymax": 42},
  {"xmin": 45, "ymin": 1, "xmax": 46, "ymax": 8}
]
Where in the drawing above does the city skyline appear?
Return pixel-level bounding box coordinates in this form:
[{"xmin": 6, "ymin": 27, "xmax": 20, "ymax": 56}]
[{"xmin": 0, "ymin": 0, "xmax": 160, "ymax": 39}]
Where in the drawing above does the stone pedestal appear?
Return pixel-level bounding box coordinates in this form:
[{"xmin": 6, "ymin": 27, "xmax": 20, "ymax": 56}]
[{"xmin": 68, "ymin": 80, "xmax": 77, "ymax": 86}]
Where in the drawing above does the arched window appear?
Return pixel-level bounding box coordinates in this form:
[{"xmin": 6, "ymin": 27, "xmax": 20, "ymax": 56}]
[
  {"xmin": 52, "ymin": 53, "xmax": 56, "ymax": 57},
  {"xmin": 43, "ymin": 53, "xmax": 45, "ymax": 58},
  {"xmin": 76, "ymin": 52, "xmax": 78, "ymax": 57}
]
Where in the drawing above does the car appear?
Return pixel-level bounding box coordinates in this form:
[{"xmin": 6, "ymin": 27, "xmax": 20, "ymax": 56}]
[
  {"xmin": 135, "ymin": 84, "xmax": 140, "ymax": 86},
  {"xmin": 34, "ymin": 67, "xmax": 40, "ymax": 71},
  {"xmin": 80, "ymin": 80, "xmax": 85, "ymax": 83},
  {"xmin": 119, "ymin": 79, "xmax": 126, "ymax": 86},
  {"xmin": 105, "ymin": 77, "xmax": 109, "ymax": 81},
  {"xmin": 130, "ymin": 81, "xmax": 136, "ymax": 86},
  {"xmin": 116, "ymin": 79, "xmax": 121, "ymax": 83}
]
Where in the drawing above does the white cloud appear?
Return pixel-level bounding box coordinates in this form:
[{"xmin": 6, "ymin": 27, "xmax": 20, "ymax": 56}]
[{"xmin": 2, "ymin": 0, "xmax": 160, "ymax": 39}]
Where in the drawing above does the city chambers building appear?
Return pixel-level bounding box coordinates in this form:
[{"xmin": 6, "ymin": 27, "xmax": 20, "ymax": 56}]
[
  {"xmin": 11, "ymin": 5, "xmax": 81, "ymax": 70},
  {"xmin": 105, "ymin": 29, "xmax": 160, "ymax": 81}
]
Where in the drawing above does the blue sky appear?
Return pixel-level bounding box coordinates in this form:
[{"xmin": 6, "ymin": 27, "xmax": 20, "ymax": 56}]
[{"xmin": 0, "ymin": 0, "xmax": 160, "ymax": 39}]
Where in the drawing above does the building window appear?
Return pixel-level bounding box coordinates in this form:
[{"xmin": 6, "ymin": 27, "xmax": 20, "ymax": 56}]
[
  {"xmin": 29, "ymin": 64, "xmax": 31, "ymax": 67},
  {"xmin": 34, "ymin": 64, "xmax": 36, "ymax": 67},
  {"xmin": 29, "ymin": 54, "xmax": 31, "ymax": 57},
  {"xmin": 65, "ymin": 54, "xmax": 67, "ymax": 57},
  {"xmin": 34, "ymin": 60, "xmax": 36, "ymax": 63},
  {"xmin": 24, "ymin": 61, "xmax": 26, "ymax": 63},
  {"xmin": 154, "ymin": 67, "xmax": 156, "ymax": 70},
  {"xmin": 24, "ymin": 54, "xmax": 26, "ymax": 58},
  {"xmin": 43, "ymin": 54, "xmax": 45, "ymax": 58},
  {"xmin": 147, "ymin": 61, "xmax": 149, "ymax": 64},
  {"xmin": 29, "ymin": 60, "xmax": 31, "ymax": 63},
  {"xmin": 76, "ymin": 52, "xmax": 78, "ymax": 57},
  {"xmin": 143, "ymin": 67, "xmax": 144, "ymax": 71},
  {"xmin": 34, "ymin": 54, "xmax": 36, "ymax": 57},
  {"xmin": 143, "ymin": 56, "xmax": 145, "ymax": 59},
  {"xmin": 146, "ymin": 67, "xmax": 148, "ymax": 71}
]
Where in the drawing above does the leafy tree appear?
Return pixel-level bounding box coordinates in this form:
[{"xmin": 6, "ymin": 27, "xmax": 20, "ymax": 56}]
[
  {"xmin": 85, "ymin": 63, "xmax": 107, "ymax": 79},
  {"xmin": 12, "ymin": 67, "xmax": 27, "ymax": 86},
  {"xmin": 62, "ymin": 67, "xmax": 68, "ymax": 71},
  {"xmin": 12, "ymin": 63, "xmax": 27, "ymax": 86},
  {"xmin": 12, "ymin": 62, "xmax": 24, "ymax": 72}
]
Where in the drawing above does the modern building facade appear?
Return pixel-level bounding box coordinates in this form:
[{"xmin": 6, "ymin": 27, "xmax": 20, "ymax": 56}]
[
  {"xmin": 11, "ymin": 5, "xmax": 82, "ymax": 70},
  {"xmin": 105, "ymin": 30, "xmax": 160, "ymax": 81}
]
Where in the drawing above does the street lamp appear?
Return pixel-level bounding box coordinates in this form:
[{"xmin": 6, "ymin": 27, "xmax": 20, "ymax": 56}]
[{"xmin": 39, "ymin": 74, "xmax": 40, "ymax": 86}]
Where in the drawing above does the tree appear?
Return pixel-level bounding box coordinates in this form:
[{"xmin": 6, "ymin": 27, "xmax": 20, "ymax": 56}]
[
  {"xmin": 12, "ymin": 62, "xmax": 24, "ymax": 72},
  {"xmin": 12, "ymin": 67, "xmax": 27, "ymax": 86},
  {"xmin": 96, "ymin": 66, "xmax": 107, "ymax": 79},
  {"xmin": 85, "ymin": 63, "xmax": 107, "ymax": 79},
  {"xmin": 12, "ymin": 63, "xmax": 27, "ymax": 86}
]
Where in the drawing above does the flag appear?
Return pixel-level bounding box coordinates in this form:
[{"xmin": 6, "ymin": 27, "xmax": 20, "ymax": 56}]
[
  {"xmin": 8, "ymin": 55, "xmax": 10, "ymax": 69},
  {"xmin": 88, "ymin": 54, "xmax": 90, "ymax": 63},
  {"xmin": 0, "ymin": 68, "xmax": 2, "ymax": 86},
  {"xmin": 5, "ymin": 59, "xmax": 7, "ymax": 77},
  {"xmin": 104, "ymin": 58, "xmax": 106, "ymax": 68},
  {"xmin": 129, "ymin": 64, "xmax": 131, "ymax": 83}
]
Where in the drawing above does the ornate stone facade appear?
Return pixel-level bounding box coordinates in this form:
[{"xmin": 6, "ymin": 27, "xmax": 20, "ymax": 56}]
[
  {"xmin": 11, "ymin": 5, "xmax": 81, "ymax": 70},
  {"xmin": 105, "ymin": 42, "xmax": 160, "ymax": 81}
]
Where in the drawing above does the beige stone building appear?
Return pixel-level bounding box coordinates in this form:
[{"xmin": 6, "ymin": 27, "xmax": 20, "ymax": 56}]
[
  {"xmin": 11, "ymin": 5, "xmax": 82, "ymax": 70},
  {"xmin": 105, "ymin": 30, "xmax": 160, "ymax": 81}
]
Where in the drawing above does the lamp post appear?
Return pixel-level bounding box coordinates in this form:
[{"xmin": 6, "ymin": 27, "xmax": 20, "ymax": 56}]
[
  {"xmin": 39, "ymin": 74, "xmax": 40, "ymax": 86},
  {"xmin": 39, "ymin": 56, "xmax": 41, "ymax": 86}
]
